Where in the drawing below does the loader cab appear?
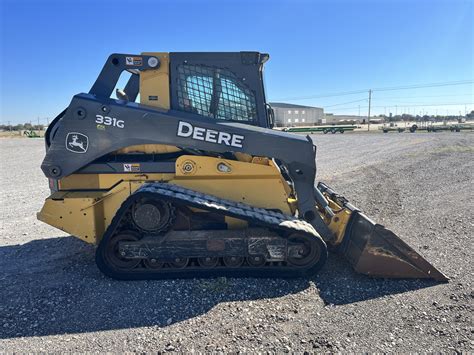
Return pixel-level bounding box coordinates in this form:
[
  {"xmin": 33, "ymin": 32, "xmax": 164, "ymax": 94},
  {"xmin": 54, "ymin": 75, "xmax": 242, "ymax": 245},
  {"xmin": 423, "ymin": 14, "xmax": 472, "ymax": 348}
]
[{"xmin": 168, "ymin": 52, "xmax": 272, "ymax": 129}]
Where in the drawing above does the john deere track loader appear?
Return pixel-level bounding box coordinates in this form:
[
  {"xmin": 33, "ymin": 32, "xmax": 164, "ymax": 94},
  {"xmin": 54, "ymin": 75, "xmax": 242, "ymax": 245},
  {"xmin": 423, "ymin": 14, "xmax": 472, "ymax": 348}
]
[{"xmin": 38, "ymin": 52, "xmax": 447, "ymax": 281}]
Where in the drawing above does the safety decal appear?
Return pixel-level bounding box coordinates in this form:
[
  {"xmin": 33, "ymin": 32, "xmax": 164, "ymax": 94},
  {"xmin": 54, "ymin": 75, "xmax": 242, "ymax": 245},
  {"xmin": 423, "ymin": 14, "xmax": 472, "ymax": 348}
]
[
  {"xmin": 123, "ymin": 163, "xmax": 141, "ymax": 172},
  {"xmin": 65, "ymin": 132, "xmax": 89, "ymax": 154},
  {"xmin": 125, "ymin": 56, "xmax": 142, "ymax": 66}
]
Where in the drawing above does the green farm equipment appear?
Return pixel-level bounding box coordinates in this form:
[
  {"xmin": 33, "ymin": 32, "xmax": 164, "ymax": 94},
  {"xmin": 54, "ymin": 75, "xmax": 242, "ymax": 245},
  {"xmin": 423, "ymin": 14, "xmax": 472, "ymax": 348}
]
[
  {"xmin": 24, "ymin": 130, "xmax": 41, "ymax": 138},
  {"xmin": 282, "ymin": 125, "xmax": 356, "ymax": 134}
]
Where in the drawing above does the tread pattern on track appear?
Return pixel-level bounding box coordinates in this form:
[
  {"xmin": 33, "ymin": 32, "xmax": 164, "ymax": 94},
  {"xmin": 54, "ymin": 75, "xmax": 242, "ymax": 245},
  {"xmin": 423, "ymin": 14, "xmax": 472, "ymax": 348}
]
[{"xmin": 96, "ymin": 182, "xmax": 327, "ymax": 280}]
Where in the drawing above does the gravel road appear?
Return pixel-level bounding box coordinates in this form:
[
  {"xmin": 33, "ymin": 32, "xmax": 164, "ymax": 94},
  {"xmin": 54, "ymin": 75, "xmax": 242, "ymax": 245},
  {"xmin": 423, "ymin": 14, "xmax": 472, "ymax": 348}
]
[{"xmin": 0, "ymin": 132, "xmax": 472, "ymax": 352}]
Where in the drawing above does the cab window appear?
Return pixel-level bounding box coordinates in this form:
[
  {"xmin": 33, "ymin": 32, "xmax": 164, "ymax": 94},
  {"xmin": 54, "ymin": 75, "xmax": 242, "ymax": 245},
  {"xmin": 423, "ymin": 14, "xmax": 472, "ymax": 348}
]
[{"xmin": 177, "ymin": 64, "xmax": 257, "ymax": 123}]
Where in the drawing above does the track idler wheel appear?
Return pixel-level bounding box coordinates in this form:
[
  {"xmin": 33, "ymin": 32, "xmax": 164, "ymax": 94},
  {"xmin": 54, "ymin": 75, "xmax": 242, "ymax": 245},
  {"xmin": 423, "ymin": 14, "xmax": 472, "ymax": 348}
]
[
  {"xmin": 131, "ymin": 198, "xmax": 174, "ymax": 233},
  {"xmin": 143, "ymin": 258, "xmax": 164, "ymax": 269},
  {"xmin": 170, "ymin": 257, "xmax": 189, "ymax": 268},
  {"xmin": 198, "ymin": 257, "xmax": 219, "ymax": 268},
  {"xmin": 103, "ymin": 231, "xmax": 141, "ymax": 271},
  {"xmin": 223, "ymin": 256, "xmax": 244, "ymax": 268},
  {"xmin": 287, "ymin": 233, "xmax": 326, "ymax": 268},
  {"xmin": 247, "ymin": 255, "xmax": 266, "ymax": 267}
]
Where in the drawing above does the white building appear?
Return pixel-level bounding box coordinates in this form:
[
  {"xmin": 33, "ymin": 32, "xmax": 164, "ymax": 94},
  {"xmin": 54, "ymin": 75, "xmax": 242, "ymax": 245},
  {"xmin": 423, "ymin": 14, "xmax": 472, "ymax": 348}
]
[{"xmin": 270, "ymin": 102, "xmax": 324, "ymax": 127}]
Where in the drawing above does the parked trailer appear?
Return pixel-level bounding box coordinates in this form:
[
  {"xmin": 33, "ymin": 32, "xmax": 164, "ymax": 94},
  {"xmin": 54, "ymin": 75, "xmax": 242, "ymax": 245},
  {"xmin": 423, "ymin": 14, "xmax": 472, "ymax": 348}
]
[
  {"xmin": 427, "ymin": 125, "xmax": 452, "ymax": 132},
  {"xmin": 282, "ymin": 125, "xmax": 356, "ymax": 134},
  {"xmin": 381, "ymin": 127, "xmax": 405, "ymax": 133},
  {"xmin": 426, "ymin": 124, "xmax": 473, "ymax": 132},
  {"xmin": 449, "ymin": 124, "xmax": 474, "ymax": 132}
]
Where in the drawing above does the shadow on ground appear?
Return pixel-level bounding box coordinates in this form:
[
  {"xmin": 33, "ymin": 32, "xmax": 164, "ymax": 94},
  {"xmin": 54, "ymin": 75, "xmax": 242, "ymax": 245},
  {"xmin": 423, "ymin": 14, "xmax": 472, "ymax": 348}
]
[
  {"xmin": 0, "ymin": 236, "xmax": 439, "ymax": 339},
  {"xmin": 312, "ymin": 254, "xmax": 439, "ymax": 305}
]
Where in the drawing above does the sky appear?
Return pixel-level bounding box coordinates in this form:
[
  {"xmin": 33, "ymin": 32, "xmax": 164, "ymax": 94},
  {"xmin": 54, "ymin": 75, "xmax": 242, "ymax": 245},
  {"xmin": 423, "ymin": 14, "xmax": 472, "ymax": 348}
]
[{"xmin": 0, "ymin": 0, "xmax": 473, "ymax": 124}]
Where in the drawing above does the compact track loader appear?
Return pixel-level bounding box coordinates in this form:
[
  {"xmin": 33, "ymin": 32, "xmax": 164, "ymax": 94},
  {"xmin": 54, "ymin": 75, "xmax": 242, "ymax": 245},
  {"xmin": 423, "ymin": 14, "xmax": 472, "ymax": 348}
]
[{"xmin": 38, "ymin": 52, "xmax": 447, "ymax": 281}]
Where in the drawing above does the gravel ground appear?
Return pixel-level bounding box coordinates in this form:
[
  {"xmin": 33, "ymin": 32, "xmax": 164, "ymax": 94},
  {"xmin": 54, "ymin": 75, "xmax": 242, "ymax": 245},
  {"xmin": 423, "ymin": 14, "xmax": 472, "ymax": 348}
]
[{"xmin": 0, "ymin": 132, "xmax": 473, "ymax": 352}]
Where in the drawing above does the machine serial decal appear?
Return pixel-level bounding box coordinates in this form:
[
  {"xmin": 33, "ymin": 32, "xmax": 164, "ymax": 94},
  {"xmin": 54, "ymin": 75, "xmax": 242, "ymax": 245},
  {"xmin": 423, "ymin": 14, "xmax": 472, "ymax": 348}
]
[
  {"xmin": 95, "ymin": 115, "xmax": 125, "ymax": 128},
  {"xmin": 177, "ymin": 121, "xmax": 245, "ymax": 148},
  {"xmin": 65, "ymin": 132, "xmax": 89, "ymax": 154}
]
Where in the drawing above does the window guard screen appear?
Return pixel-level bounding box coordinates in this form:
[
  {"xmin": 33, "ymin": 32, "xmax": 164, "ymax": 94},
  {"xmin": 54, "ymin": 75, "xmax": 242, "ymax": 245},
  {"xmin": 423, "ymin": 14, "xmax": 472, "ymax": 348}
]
[{"xmin": 177, "ymin": 64, "xmax": 257, "ymax": 123}]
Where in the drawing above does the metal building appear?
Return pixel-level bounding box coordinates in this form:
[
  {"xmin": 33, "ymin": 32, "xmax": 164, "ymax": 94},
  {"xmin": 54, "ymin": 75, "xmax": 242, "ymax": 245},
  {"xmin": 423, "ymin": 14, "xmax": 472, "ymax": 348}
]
[{"xmin": 270, "ymin": 102, "xmax": 324, "ymax": 127}]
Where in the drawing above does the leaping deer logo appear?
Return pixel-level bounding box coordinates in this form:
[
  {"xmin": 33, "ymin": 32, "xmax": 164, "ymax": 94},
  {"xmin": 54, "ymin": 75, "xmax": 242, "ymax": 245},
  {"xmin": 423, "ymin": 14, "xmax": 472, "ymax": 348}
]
[{"xmin": 66, "ymin": 133, "xmax": 88, "ymax": 153}]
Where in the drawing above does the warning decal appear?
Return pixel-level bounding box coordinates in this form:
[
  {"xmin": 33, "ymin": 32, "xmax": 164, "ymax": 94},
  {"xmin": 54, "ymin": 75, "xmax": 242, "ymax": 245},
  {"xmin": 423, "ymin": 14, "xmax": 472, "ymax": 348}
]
[
  {"xmin": 123, "ymin": 163, "xmax": 141, "ymax": 172},
  {"xmin": 125, "ymin": 56, "xmax": 143, "ymax": 66}
]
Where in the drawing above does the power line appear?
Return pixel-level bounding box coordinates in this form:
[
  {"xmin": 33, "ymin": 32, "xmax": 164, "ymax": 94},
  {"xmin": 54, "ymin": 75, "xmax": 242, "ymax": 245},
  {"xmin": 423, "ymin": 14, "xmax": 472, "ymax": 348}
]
[
  {"xmin": 372, "ymin": 80, "xmax": 473, "ymax": 92},
  {"xmin": 374, "ymin": 102, "xmax": 474, "ymax": 108},
  {"xmin": 272, "ymin": 80, "xmax": 473, "ymax": 101},
  {"xmin": 328, "ymin": 102, "xmax": 474, "ymax": 111},
  {"xmin": 272, "ymin": 89, "xmax": 368, "ymax": 101},
  {"xmin": 369, "ymin": 93, "xmax": 473, "ymax": 100},
  {"xmin": 323, "ymin": 98, "xmax": 367, "ymax": 108}
]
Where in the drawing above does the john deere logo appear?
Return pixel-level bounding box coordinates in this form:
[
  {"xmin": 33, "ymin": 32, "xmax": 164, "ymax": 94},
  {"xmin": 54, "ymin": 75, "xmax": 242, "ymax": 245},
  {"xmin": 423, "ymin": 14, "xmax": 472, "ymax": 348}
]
[{"xmin": 66, "ymin": 132, "xmax": 89, "ymax": 153}]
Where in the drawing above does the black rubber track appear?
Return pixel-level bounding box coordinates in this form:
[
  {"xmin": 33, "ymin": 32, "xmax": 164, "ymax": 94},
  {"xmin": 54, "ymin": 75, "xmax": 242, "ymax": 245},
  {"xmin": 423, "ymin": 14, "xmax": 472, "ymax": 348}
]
[{"xmin": 96, "ymin": 183, "xmax": 328, "ymax": 280}]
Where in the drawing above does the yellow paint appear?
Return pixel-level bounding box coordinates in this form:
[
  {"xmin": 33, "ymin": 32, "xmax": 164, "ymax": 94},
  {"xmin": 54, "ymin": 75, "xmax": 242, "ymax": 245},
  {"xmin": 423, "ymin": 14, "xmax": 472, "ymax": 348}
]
[
  {"xmin": 114, "ymin": 53, "xmax": 178, "ymax": 156},
  {"xmin": 322, "ymin": 197, "xmax": 353, "ymax": 246},
  {"xmin": 234, "ymin": 152, "xmax": 253, "ymax": 163},
  {"xmin": 140, "ymin": 52, "xmax": 170, "ymax": 109},
  {"xmin": 115, "ymin": 144, "xmax": 180, "ymax": 155},
  {"xmin": 173, "ymin": 156, "xmax": 292, "ymax": 212},
  {"xmin": 59, "ymin": 173, "xmax": 174, "ymax": 190},
  {"xmin": 37, "ymin": 184, "xmax": 130, "ymax": 243},
  {"xmin": 39, "ymin": 155, "xmax": 355, "ymax": 247},
  {"xmin": 39, "ymin": 155, "xmax": 295, "ymax": 244},
  {"xmin": 251, "ymin": 156, "xmax": 270, "ymax": 165}
]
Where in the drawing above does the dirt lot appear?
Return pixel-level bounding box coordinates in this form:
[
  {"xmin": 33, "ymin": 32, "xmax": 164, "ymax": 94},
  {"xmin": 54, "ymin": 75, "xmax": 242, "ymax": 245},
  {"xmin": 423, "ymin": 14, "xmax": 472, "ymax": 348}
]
[{"xmin": 0, "ymin": 132, "xmax": 472, "ymax": 352}]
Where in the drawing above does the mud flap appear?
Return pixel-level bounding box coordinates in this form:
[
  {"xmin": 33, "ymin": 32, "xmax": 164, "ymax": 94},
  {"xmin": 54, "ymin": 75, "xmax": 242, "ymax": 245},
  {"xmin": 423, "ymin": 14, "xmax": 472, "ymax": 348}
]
[{"xmin": 340, "ymin": 211, "xmax": 448, "ymax": 281}]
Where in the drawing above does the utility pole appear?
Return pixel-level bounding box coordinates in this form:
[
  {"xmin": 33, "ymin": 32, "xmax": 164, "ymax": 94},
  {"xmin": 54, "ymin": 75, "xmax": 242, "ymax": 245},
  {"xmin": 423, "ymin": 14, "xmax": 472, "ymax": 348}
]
[
  {"xmin": 358, "ymin": 105, "xmax": 360, "ymax": 117},
  {"xmin": 367, "ymin": 89, "xmax": 372, "ymax": 132}
]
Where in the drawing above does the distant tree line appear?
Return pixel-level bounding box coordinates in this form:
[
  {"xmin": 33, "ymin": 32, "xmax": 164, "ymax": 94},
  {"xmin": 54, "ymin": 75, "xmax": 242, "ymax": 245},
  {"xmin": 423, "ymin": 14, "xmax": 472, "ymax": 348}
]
[{"xmin": 0, "ymin": 123, "xmax": 45, "ymax": 131}]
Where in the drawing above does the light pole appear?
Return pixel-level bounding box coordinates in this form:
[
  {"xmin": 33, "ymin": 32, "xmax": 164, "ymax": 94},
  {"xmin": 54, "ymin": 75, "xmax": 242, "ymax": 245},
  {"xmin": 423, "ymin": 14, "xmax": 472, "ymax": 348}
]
[{"xmin": 367, "ymin": 90, "xmax": 372, "ymax": 132}]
